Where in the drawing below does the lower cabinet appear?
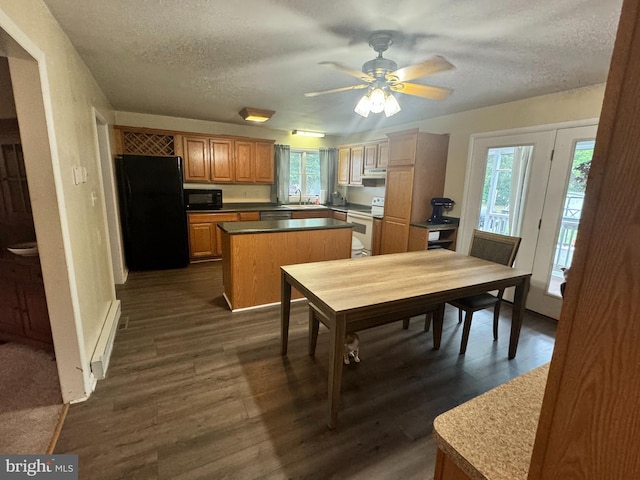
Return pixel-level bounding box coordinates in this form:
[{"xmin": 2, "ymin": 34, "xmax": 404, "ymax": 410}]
[
  {"xmin": 433, "ymin": 448, "xmax": 471, "ymax": 480},
  {"xmin": 0, "ymin": 260, "xmax": 52, "ymax": 348},
  {"xmin": 188, "ymin": 212, "xmax": 259, "ymax": 260}
]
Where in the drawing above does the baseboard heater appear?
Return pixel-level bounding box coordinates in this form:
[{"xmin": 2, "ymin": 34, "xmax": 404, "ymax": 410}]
[{"xmin": 90, "ymin": 300, "xmax": 121, "ymax": 380}]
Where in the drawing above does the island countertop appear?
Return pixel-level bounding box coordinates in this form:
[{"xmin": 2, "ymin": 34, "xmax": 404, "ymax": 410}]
[
  {"xmin": 217, "ymin": 218, "xmax": 353, "ymax": 235},
  {"xmin": 433, "ymin": 364, "xmax": 549, "ymax": 480}
]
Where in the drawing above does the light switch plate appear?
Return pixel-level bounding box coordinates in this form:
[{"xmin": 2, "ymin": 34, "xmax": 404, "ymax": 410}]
[{"xmin": 72, "ymin": 166, "xmax": 83, "ymax": 185}]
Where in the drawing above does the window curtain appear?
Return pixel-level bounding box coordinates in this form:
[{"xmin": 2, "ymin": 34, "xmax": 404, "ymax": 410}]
[
  {"xmin": 272, "ymin": 144, "xmax": 290, "ymax": 204},
  {"xmin": 508, "ymin": 146, "xmax": 533, "ymax": 235},
  {"xmin": 320, "ymin": 147, "xmax": 337, "ymax": 204}
]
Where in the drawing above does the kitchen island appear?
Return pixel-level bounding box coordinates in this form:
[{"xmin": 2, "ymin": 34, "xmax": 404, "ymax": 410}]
[
  {"xmin": 432, "ymin": 364, "xmax": 549, "ymax": 480},
  {"xmin": 218, "ymin": 218, "xmax": 352, "ymax": 311}
]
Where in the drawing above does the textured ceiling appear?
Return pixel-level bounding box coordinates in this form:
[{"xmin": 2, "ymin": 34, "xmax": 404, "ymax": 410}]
[{"xmin": 42, "ymin": 0, "xmax": 622, "ymax": 135}]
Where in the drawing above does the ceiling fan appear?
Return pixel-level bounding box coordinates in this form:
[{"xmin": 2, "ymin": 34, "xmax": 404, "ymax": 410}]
[{"xmin": 305, "ymin": 30, "xmax": 455, "ymax": 118}]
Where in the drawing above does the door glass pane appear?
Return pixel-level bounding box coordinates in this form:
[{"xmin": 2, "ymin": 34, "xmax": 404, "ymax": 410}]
[
  {"xmin": 547, "ymin": 140, "xmax": 594, "ymax": 296},
  {"xmin": 478, "ymin": 145, "xmax": 533, "ymax": 235}
]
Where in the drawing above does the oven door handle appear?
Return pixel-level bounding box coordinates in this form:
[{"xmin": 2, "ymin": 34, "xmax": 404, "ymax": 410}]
[{"xmin": 346, "ymin": 211, "xmax": 372, "ymax": 221}]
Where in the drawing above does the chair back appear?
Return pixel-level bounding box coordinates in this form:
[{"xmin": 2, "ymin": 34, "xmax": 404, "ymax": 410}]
[{"xmin": 468, "ymin": 229, "xmax": 522, "ymax": 267}]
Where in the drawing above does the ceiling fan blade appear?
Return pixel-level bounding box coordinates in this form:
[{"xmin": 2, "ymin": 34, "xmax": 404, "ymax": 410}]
[
  {"xmin": 386, "ymin": 55, "xmax": 455, "ymax": 83},
  {"xmin": 389, "ymin": 82, "xmax": 453, "ymax": 100},
  {"xmin": 304, "ymin": 84, "xmax": 369, "ymax": 97},
  {"xmin": 319, "ymin": 61, "xmax": 375, "ymax": 82}
]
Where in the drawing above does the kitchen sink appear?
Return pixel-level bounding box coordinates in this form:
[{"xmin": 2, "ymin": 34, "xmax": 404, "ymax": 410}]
[{"xmin": 282, "ymin": 205, "xmax": 328, "ymax": 209}]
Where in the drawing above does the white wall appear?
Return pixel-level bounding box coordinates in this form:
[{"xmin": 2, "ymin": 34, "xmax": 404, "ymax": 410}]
[{"xmin": 0, "ymin": 0, "xmax": 117, "ymax": 402}]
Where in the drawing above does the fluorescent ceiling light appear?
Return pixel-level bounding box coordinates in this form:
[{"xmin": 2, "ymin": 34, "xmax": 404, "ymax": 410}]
[
  {"xmin": 291, "ymin": 130, "xmax": 325, "ymax": 138},
  {"xmin": 239, "ymin": 107, "xmax": 275, "ymax": 123}
]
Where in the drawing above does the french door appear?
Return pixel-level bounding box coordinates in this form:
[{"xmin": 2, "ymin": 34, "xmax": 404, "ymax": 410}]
[
  {"xmin": 461, "ymin": 123, "xmax": 597, "ymax": 319},
  {"xmin": 528, "ymin": 125, "xmax": 596, "ymax": 318}
]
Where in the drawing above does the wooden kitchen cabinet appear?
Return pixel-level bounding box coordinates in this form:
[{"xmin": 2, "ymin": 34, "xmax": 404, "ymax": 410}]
[
  {"xmin": 254, "ymin": 141, "xmax": 275, "ymax": 183},
  {"xmin": 175, "ymin": 131, "xmax": 273, "ymax": 184},
  {"xmin": 234, "ymin": 140, "xmax": 254, "ymax": 183},
  {"xmin": 181, "ymin": 136, "xmax": 210, "ymax": 182},
  {"xmin": 349, "ymin": 145, "xmax": 363, "ymax": 185},
  {"xmin": 363, "ymin": 141, "xmax": 389, "ymax": 170},
  {"xmin": 332, "ymin": 210, "xmax": 347, "ymax": 221},
  {"xmin": 0, "ymin": 260, "xmax": 52, "ymax": 349},
  {"xmin": 238, "ymin": 211, "xmax": 260, "ymax": 221},
  {"xmin": 337, "ymin": 147, "xmax": 350, "ymax": 185},
  {"xmin": 377, "ymin": 141, "xmax": 389, "ymax": 168},
  {"xmin": 210, "ymin": 137, "xmax": 234, "ymax": 182},
  {"xmin": 364, "ymin": 143, "xmax": 377, "ymax": 170},
  {"xmin": 337, "ymin": 144, "xmax": 364, "ymax": 186},
  {"xmin": 179, "ymin": 135, "xmax": 234, "ymax": 183},
  {"xmin": 381, "ymin": 129, "xmax": 448, "ymax": 254},
  {"xmin": 339, "ymin": 139, "xmax": 388, "ymax": 186},
  {"xmin": 188, "ymin": 212, "xmax": 239, "ymax": 260}
]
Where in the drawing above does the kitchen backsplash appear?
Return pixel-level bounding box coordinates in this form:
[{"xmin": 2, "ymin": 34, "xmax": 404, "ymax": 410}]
[{"xmin": 184, "ymin": 183, "xmax": 272, "ymax": 203}]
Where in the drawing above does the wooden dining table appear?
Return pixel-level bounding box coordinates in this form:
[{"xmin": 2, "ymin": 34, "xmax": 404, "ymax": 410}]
[{"xmin": 280, "ymin": 249, "xmax": 532, "ymax": 429}]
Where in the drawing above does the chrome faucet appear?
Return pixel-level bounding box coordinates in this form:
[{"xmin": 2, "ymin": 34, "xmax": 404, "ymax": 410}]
[{"xmin": 293, "ymin": 186, "xmax": 302, "ymax": 205}]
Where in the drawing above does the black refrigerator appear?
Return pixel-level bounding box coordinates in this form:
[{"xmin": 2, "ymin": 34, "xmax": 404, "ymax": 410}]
[{"xmin": 116, "ymin": 154, "xmax": 189, "ymax": 270}]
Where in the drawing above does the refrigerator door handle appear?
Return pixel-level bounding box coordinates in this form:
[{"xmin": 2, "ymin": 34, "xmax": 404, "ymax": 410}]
[{"xmin": 125, "ymin": 175, "xmax": 132, "ymax": 204}]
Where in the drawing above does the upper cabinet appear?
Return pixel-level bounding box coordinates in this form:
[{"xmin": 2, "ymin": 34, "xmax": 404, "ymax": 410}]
[
  {"xmin": 234, "ymin": 140, "xmax": 254, "ymax": 183},
  {"xmin": 254, "ymin": 141, "xmax": 275, "ymax": 183},
  {"xmin": 210, "ymin": 137, "xmax": 234, "ymax": 182},
  {"xmin": 363, "ymin": 140, "xmax": 389, "ymax": 170},
  {"xmin": 337, "ymin": 147, "xmax": 351, "ymax": 185},
  {"xmin": 181, "ymin": 136, "xmax": 210, "ymax": 182},
  {"xmin": 350, "ymin": 145, "xmax": 363, "ymax": 185},
  {"xmin": 179, "ymin": 135, "xmax": 274, "ymax": 184},
  {"xmin": 338, "ymin": 139, "xmax": 388, "ymax": 186},
  {"xmin": 114, "ymin": 126, "xmax": 275, "ymax": 185}
]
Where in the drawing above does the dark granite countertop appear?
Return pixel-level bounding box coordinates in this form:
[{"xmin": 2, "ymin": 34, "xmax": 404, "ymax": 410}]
[
  {"xmin": 411, "ymin": 217, "xmax": 460, "ymax": 229},
  {"xmin": 218, "ymin": 218, "xmax": 353, "ymax": 234}
]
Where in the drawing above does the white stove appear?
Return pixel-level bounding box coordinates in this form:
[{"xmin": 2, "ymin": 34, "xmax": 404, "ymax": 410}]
[
  {"xmin": 371, "ymin": 196, "xmax": 385, "ymax": 217},
  {"xmin": 346, "ymin": 197, "xmax": 384, "ymax": 256}
]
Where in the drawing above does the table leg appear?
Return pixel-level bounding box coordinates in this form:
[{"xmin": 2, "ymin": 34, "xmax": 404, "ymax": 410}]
[
  {"xmin": 432, "ymin": 303, "xmax": 445, "ymax": 350},
  {"xmin": 327, "ymin": 312, "xmax": 346, "ymax": 429},
  {"xmin": 308, "ymin": 304, "xmax": 319, "ymax": 356},
  {"xmin": 509, "ymin": 276, "xmax": 530, "ymax": 359},
  {"xmin": 280, "ymin": 272, "xmax": 292, "ymax": 355}
]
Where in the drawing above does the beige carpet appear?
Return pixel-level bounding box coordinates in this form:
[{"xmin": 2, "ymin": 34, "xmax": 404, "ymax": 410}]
[{"xmin": 0, "ymin": 342, "xmax": 66, "ymax": 454}]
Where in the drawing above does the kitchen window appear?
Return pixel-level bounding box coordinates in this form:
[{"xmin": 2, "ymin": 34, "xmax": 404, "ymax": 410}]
[{"xmin": 289, "ymin": 149, "xmax": 320, "ymax": 202}]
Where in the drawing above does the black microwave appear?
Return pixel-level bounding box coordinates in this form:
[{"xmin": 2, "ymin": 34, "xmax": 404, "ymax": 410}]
[{"xmin": 184, "ymin": 189, "xmax": 223, "ymax": 210}]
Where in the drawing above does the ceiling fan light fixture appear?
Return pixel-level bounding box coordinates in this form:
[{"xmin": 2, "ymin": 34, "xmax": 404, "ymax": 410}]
[
  {"xmin": 291, "ymin": 130, "xmax": 325, "ymax": 138},
  {"xmin": 369, "ymin": 87, "xmax": 386, "ymax": 113},
  {"xmin": 384, "ymin": 93, "xmax": 401, "ymax": 117},
  {"xmin": 354, "ymin": 94, "xmax": 371, "ymax": 118},
  {"xmin": 239, "ymin": 107, "xmax": 275, "ymax": 123}
]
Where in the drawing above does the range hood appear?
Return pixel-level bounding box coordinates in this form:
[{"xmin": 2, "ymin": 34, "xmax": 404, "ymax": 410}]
[{"xmin": 361, "ymin": 168, "xmax": 387, "ymax": 180}]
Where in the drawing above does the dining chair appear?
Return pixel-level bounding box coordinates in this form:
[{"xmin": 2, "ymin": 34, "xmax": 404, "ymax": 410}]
[{"xmin": 451, "ymin": 229, "xmax": 522, "ymax": 354}]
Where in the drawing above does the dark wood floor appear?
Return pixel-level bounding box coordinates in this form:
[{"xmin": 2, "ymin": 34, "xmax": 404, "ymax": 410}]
[{"xmin": 55, "ymin": 261, "xmax": 556, "ymax": 479}]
